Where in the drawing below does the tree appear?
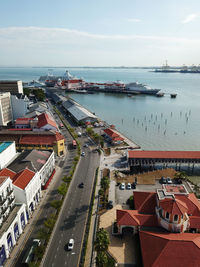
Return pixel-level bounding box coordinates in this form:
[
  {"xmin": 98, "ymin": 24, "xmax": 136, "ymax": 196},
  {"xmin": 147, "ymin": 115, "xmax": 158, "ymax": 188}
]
[
  {"xmin": 44, "ymin": 214, "xmax": 56, "ymax": 231},
  {"xmin": 94, "ymin": 228, "xmax": 109, "ymax": 253},
  {"xmin": 37, "ymin": 227, "xmax": 49, "ymax": 240},
  {"xmin": 50, "ymin": 200, "xmax": 62, "ymax": 210},
  {"xmin": 101, "ymin": 177, "xmax": 110, "ymax": 192},
  {"xmin": 57, "ymin": 183, "xmax": 67, "ymax": 196},
  {"xmin": 96, "ymin": 251, "xmax": 108, "ymax": 267}
]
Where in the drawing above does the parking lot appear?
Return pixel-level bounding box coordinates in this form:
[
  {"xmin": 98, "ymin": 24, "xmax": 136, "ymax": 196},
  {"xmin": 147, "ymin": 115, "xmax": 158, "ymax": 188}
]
[{"xmin": 115, "ymin": 180, "xmax": 164, "ymax": 206}]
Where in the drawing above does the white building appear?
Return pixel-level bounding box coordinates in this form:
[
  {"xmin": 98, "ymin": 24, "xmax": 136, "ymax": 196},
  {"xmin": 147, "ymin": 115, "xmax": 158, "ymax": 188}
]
[
  {"xmin": 0, "ymin": 92, "xmax": 12, "ymax": 126},
  {"xmin": 11, "ymin": 94, "xmax": 29, "ymax": 120},
  {"xmin": 0, "ymin": 176, "xmax": 27, "ymax": 265},
  {"xmin": 8, "ymin": 149, "xmax": 55, "ymax": 189},
  {"xmin": 0, "ymin": 142, "xmax": 17, "ymax": 170},
  {"xmin": 0, "ymin": 168, "xmax": 41, "ymax": 219}
]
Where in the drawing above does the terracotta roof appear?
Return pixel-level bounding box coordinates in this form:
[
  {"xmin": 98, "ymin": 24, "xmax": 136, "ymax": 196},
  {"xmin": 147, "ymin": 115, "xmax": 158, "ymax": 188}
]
[
  {"xmin": 13, "ymin": 169, "xmax": 36, "ymax": 190},
  {"xmin": 117, "ymin": 210, "xmax": 158, "ymax": 227},
  {"xmin": 128, "ymin": 150, "xmax": 200, "ymax": 159},
  {"xmin": 190, "ymin": 216, "xmax": 200, "ymax": 229},
  {"xmin": 37, "ymin": 113, "xmax": 58, "ymax": 129},
  {"xmin": 176, "ymin": 193, "xmax": 200, "ymax": 216},
  {"xmin": 104, "ymin": 128, "xmax": 119, "ymax": 138},
  {"xmin": 0, "ymin": 168, "xmax": 16, "ymax": 180},
  {"xmin": 140, "ymin": 231, "xmax": 200, "ymax": 267},
  {"xmin": 159, "ymin": 198, "xmax": 188, "ymax": 215},
  {"xmin": 134, "ymin": 191, "xmax": 157, "ymax": 214},
  {"xmin": 19, "ymin": 131, "xmax": 64, "ymax": 145}
]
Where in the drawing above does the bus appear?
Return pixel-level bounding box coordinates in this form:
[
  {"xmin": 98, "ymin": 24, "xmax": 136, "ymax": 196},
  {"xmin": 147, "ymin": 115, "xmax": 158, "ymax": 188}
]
[
  {"xmin": 59, "ymin": 123, "xmax": 64, "ymax": 129},
  {"xmin": 72, "ymin": 140, "xmax": 77, "ymax": 149}
]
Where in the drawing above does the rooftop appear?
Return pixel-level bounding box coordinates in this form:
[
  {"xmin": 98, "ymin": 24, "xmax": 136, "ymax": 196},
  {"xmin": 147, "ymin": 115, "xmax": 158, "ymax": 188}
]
[
  {"xmin": 128, "ymin": 150, "xmax": 200, "ymax": 159},
  {"xmin": 0, "ymin": 142, "xmax": 13, "ymax": 153}
]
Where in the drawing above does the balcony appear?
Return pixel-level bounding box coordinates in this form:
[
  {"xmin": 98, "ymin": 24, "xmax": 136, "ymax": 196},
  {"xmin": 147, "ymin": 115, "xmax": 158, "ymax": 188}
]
[
  {"xmin": 8, "ymin": 196, "xmax": 15, "ymax": 205},
  {"xmin": 7, "ymin": 189, "xmax": 14, "ymax": 196},
  {"xmin": 0, "ymin": 197, "xmax": 7, "ymax": 206}
]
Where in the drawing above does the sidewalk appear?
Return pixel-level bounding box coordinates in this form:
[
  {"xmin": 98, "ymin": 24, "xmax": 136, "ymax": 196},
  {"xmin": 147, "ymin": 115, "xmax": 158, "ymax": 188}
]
[{"xmin": 4, "ymin": 166, "xmax": 62, "ymax": 267}]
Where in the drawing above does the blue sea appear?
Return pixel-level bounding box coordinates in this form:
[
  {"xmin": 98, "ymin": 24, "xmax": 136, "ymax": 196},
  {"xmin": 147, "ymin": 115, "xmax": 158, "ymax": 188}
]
[{"xmin": 1, "ymin": 67, "xmax": 200, "ymax": 150}]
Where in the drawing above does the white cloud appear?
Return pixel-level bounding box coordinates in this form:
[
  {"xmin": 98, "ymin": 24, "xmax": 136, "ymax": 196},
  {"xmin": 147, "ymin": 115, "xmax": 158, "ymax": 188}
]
[
  {"xmin": 127, "ymin": 18, "xmax": 141, "ymax": 23},
  {"xmin": 182, "ymin": 14, "xmax": 198, "ymax": 24},
  {"xmin": 0, "ymin": 26, "xmax": 200, "ymax": 66}
]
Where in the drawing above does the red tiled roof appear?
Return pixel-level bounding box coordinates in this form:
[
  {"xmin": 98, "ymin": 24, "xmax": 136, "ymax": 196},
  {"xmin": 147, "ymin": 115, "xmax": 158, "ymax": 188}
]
[
  {"xmin": 37, "ymin": 113, "xmax": 58, "ymax": 129},
  {"xmin": 159, "ymin": 198, "xmax": 188, "ymax": 215},
  {"xmin": 190, "ymin": 216, "xmax": 200, "ymax": 229},
  {"xmin": 117, "ymin": 210, "xmax": 158, "ymax": 227},
  {"xmin": 128, "ymin": 150, "xmax": 200, "ymax": 159},
  {"xmin": 134, "ymin": 192, "xmax": 157, "ymax": 214},
  {"xmin": 19, "ymin": 131, "xmax": 64, "ymax": 145},
  {"xmin": 176, "ymin": 193, "xmax": 200, "ymax": 216},
  {"xmin": 0, "ymin": 168, "xmax": 16, "ymax": 180},
  {"xmin": 104, "ymin": 128, "xmax": 119, "ymax": 138},
  {"xmin": 13, "ymin": 169, "xmax": 35, "ymax": 190},
  {"xmin": 140, "ymin": 231, "xmax": 200, "ymax": 267}
]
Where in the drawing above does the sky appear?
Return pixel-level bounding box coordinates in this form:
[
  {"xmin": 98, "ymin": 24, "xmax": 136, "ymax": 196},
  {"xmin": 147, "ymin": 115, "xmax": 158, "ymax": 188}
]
[{"xmin": 1, "ymin": 0, "xmax": 200, "ymax": 66}]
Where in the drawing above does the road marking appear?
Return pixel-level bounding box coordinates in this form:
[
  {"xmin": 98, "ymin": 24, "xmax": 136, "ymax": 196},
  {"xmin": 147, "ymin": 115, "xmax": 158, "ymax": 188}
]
[
  {"xmin": 65, "ymin": 261, "xmax": 67, "ymax": 265},
  {"xmin": 57, "ymin": 247, "xmax": 59, "ymax": 251},
  {"xmin": 59, "ymin": 240, "xmax": 61, "ymax": 244},
  {"xmin": 55, "ymin": 254, "xmax": 57, "ymax": 258}
]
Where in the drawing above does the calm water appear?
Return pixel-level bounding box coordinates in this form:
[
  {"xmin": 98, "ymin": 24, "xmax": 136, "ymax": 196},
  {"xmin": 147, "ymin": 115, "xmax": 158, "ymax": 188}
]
[{"xmin": 1, "ymin": 67, "xmax": 200, "ymax": 150}]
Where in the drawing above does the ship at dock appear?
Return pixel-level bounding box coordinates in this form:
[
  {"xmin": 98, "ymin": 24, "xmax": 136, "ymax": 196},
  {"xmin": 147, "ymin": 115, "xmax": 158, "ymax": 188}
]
[
  {"xmin": 153, "ymin": 61, "xmax": 200, "ymax": 74},
  {"xmin": 125, "ymin": 82, "xmax": 160, "ymax": 95},
  {"xmin": 39, "ymin": 70, "xmax": 160, "ymax": 95}
]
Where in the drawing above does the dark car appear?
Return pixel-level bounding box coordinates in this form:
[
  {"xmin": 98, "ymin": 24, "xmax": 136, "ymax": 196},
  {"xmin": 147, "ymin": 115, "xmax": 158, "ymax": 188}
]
[
  {"xmin": 131, "ymin": 182, "xmax": 136, "ymax": 189},
  {"xmin": 160, "ymin": 176, "xmax": 167, "ymax": 184},
  {"xmin": 78, "ymin": 182, "xmax": 84, "ymax": 188},
  {"xmin": 107, "ymin": 200, "xmax": 113, "ymax": 209}
]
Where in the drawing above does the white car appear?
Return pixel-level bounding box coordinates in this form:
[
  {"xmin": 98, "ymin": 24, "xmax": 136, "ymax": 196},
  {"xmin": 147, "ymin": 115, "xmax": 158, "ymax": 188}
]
[
  {"xmin": 67, "ymin": 239, "xmax": 74, "ymax": 250},
  {"xmin": 120, "ymin": 183, "xmax": 125, "ymax": 190},
  {"xmin": 126, "ymin": 183, "xmax": 131, "ymax": 190},
  {"xmin": 166, "ymin": 177, "xmax": 173, "ymax": 184},
  {"xmin": 81, "ymin": 152, "xmax": 85, "ymax": 156}
]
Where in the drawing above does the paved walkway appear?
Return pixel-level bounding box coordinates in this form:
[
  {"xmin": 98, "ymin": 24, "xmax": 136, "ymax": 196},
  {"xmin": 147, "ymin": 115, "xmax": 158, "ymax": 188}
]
[{"xmin": 99, "ymin": 205, "xmax": 136, "ymax": 265}]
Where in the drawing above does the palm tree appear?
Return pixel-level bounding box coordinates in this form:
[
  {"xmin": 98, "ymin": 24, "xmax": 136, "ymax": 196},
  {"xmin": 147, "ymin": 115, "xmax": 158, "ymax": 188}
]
[
  {"xmin": 94, "ymin": 228, "xmax": 110, "ymax": 252},
  {"xmin": 96, "ymin": 251, "xmax": 108, "ymax": 267}
]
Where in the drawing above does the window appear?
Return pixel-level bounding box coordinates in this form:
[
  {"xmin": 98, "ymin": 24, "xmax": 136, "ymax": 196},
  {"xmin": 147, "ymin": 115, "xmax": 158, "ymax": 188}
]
[
  {"xmin": 166, "ymin": 212, "xmax": 169, "ymax": 219},
  {"xmin": 174, "ymin": 214, "xmax": 178, "ymax": 221}
]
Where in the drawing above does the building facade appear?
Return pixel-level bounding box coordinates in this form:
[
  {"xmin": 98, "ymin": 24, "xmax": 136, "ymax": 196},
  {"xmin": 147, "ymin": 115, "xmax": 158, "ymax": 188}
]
[
  {"xmin": 0, "ymin": 176, "xmax": 27, "ymax": 265},
  {"xmin": 11, "ymin": 94, "xmax": 29, "ymax": 120},
  {"xmin": 0, "ymin": 80, "xmax": 23, "ymax": 95},
  {"xmin": 0, "ymin": 142, "xmax": 17, "ymax": 170},
  {"xmin": 0, "ymin": 92, "xmax": 12, "ymax": 126}
]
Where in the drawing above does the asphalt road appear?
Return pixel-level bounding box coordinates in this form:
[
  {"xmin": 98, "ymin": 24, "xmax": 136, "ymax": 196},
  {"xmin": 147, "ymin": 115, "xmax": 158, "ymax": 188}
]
[{"xmin": 42, "ymin": 144, "xmax": 99, "ymax": 267}]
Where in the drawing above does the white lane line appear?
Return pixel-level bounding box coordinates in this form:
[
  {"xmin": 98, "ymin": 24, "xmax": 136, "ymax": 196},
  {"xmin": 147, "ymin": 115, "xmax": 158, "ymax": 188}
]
[
  {"xmin": 57, "ymin": 247, "xmax": 59, "ymax": 251},
  {"xmin": 59, "ymin": 240, "xmax": 61, "ymax": 244},
  {"xmin": 65, "ymin": 261, "xmax": 67, "ymax": 265}
]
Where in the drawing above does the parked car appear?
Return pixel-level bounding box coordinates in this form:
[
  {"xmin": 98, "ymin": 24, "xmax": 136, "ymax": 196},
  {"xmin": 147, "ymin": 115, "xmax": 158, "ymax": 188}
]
[
  {"xmin": 166, "ymin": 177, "xmax": 173, "ymax": 184},
  {"xmin": 78, "ymin": 182, "xmax": 84, "ymax": 188},
  {"xmin": 81, "ymin": 152, "xmax": 85, "ymax": 156},
  {"xmin": 120, "ymin": 183, "xmax": 125, "ymax": 190},
  {"xmin": 131, "ymin": 182, "xmax": 137, "ymax": 189},
  {"xmin": 107, "ymin": 200, "xmax": 113, "ymax": 209},
  {"xmin": 83, "ymin": 144, "xmax": 88, "ymax": 148},
  {"xmin": 67, "ymin": 239, "xmax": 74, "ymax": 250},
  {"xmin": 160, "ymin": 176, "xmax": 167, "ymax": 184},
  {"xmin": 126, "ymin": 183, "xmax": 132, "ymax": 190}
]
